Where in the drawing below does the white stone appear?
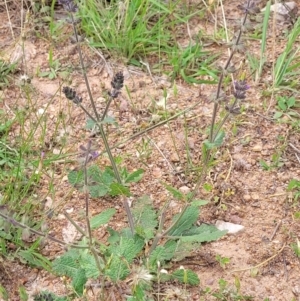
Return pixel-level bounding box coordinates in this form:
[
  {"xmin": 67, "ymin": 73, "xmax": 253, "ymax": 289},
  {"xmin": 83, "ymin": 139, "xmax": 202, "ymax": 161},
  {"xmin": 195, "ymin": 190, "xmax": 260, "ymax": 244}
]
[{"xmin": 216, "ymin": 220, "xmax": 245, "ymax": 234}]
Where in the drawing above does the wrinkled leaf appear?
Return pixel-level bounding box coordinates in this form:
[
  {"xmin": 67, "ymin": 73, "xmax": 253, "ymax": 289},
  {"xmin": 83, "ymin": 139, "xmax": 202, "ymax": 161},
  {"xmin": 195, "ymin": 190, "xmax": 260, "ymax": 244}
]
[
  {"xmin": 168, "ymin": 206, "xmax": 199, "ymax": 236},
  {"xmin": 110, "ymin": 182, "xmax": 130, "ymax": 196},
  {"xmin": 90, "ymin": 208, "xmax": 116, "ymax": 229},
  {"xmin": 132, "ymin": 196, "xmax": 158, "ymax": 240},
  {"xmin": 124, "ymin": 169, "xmax": 144, "ymax": 183},
  {"xmin": 171, "ymin": 268, "xmax": 200, "ymax": 285}
]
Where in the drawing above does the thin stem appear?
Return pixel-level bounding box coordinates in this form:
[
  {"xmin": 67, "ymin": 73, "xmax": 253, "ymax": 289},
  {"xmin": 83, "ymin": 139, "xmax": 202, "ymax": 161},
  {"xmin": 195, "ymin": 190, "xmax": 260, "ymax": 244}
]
[
  {"xmin": 83, "ymin": 141, "xmax": 93, "ymax": 242},
  {"xmin": 101, "ymin": 97, "xmax": 114, "ymax": 122},
  {"xmin": 70, "ymin": 13, "xmax": 134, "ymax": 233},
  {"xmin": 64, "ymin": 210, "xmax": 87, "ymax": 237},
  {"xmin": 212, "ymin": 97, "xmax": 239, "ymax": 142},
  {"xmin": 0, "ymin": 211, "xmax": 88, "ymax": 249},
  {"xmin": 209, "ymin": 1, "xmax": 250, "ymax": 143},
  {"xmin": 71, "ymin": 14, "xmax": 100, "ymax": 121}
]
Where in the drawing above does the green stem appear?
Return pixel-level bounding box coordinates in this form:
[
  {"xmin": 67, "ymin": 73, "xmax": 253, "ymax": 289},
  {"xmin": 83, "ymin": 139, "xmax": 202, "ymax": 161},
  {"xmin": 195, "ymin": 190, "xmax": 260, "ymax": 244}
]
[{"xmin": 71, "ymin": 14, "xmax": 100, "ymax": 121}]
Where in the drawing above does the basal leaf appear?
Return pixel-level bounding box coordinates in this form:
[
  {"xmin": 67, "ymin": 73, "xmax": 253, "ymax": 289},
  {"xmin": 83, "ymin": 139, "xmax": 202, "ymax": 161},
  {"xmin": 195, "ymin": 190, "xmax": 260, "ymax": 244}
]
[
  {"xmin": 72, "ymin": 268, "xmax": 87, "ymax": 295},
  {"xmin": 181, "ymin": 224, "xmax": 227, "ymax": 243},
  {"xmin": 101, "ymin": 116, "xmax": 117, "ymax": 125},
  {"xmin": 105, "ymin": 257, "xmax": 130, "ymax": 282},
  {"xmin": 168, "ymin": 206, "xmax": 199, "ymax": 236},
  {"xmin": 132, "ymin": 196, "xmax": 158, "ymax": 240},
  {"xmin": 90, "ymin": 208, "xmax": 116, "ymax": 229},
  {"xmin": 89, "ymin": 185, "xmax": 110, "ymax": 197},
  {"xmin": 149, "ymin": 240, "xmax": 177, "ymax": 267},
  {"xmin": 171, "ymin": 268, "xmax": 200, "ymax": 285},
  {"xmin": 52, "ymin": 255, "xmax": 79, "ymax": 278},
  {"xmin": 108, "ymin": 235, "xmax": 144, "ymax": 263},
  {"xmin": 125, "ymin": 169, "xmax": 144, "ymax": 183},
  {"xmin": 107, "ymin": 227, "xmax": 120, "ymax": 244},
  {"xmin": 109, "ymin": 182, "xmax": 130, "ymax": 196},
  {"xmin": 79, "ymin": 254, "xmax": 101, "ymax": 278}
]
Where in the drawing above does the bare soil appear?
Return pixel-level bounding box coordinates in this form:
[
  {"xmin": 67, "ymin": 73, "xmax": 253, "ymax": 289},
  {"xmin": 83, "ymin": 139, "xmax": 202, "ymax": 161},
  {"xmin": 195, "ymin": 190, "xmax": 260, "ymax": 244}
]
[{"xmin": 0, "ymin": 1, "xmax": 300, "ymax": 300}]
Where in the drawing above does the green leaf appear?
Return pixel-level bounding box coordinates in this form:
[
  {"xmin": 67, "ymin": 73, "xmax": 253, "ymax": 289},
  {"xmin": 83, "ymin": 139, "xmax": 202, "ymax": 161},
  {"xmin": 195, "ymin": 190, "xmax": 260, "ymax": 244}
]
[
  {"xmin": 191, "ymin": 199, "xmax": 209, "ymax": 206},
  {"xmin": 278, "ymin": 99, "xmax": 287, "ymax": 111},
  {"xmin": 110, "ymin": 182, "xmax": 130, "ymax": 196},
  {"xmin": 52, "ymin": 251, "xmax": 88, "ymax": 295},
  {"xmin": 108, "ymin": 235, "xmax": 144, "ymax": 263},
  {"xmin": 101, "ymin": 116, "xmax": 117, "ymax": 125},
  {"xmin": 18, "ymin": 250, "xmax": 51, "ymax": 271},
  {"xmin": 39, "ymin": 71, "xmax": 50, "ymax": 77},
  {"xmin": 52, "ymin": 254, "xmax": 79, "ymax": 278},
  {"xmin": 79, "ymin": 253, "xmax": 101, "ymax": 278},
  {"xmin": 0, "ymin": 285, "xmax": 9, "ymax": 301},
  {"xmin": 132, "ymin": 196, "xmax": 158, "ymax": 240},
  {"xmin": 287, "ymin": 96, "xmax": 296, "ymax": 108},
  {"xmin": 105, "ymin": 257, "xmax": 130, "ymax": 282},
  {"xmin": 68, "ymin": 169, "xmax": 84, "ymax": 186},
  {"xmin": 149, "ymin": 240, "xmax": 177, "ymax": 267},
  {"xmin": 18, "ymin": 286, "xmax": 28, "ymax": 301},
  {"xmin": 273, "ymin": 111, "xmax": 283, "ymax": 119},
  {"xmin": 86, "ymin": 118, "xmax": 96, "ymax": 130},
  {"xmin": 180, "ymin": 224, "xmax": 227, "ymax": 243},
  {"xmin": 172, "ymin": 269, "xmax": 200, "ymax": 285},
  {"xmin": 259, "ymin": 159, "xmax": 270, "ymax": 170},
  {"xmin": 124, "ymin": 169, "xmax": 144, "ymax": 183},
  {"xmin": 163, "ymin": 184, "xmax": 184, "ymax": 200},
  {"xmin": 107, "ymin": 227, "xmax": 120, "ymax": 244},
  {"xmin": 168, "ymin": 206, "xmax": 199, "ymax": 236},
  {"xmin": 90, "ymin": 208, "xmax": 116, "ymax": 229},
  {"xmin": 288, "ymin": 179, "xmax": 300, "ymax": 190},
  {"xmin": 72, "ymin": 268, "xmax": 87, "ymax": 295},
  {"xmin": 203, "ymin": 130, "xmax": 225, "ymax": 149}
]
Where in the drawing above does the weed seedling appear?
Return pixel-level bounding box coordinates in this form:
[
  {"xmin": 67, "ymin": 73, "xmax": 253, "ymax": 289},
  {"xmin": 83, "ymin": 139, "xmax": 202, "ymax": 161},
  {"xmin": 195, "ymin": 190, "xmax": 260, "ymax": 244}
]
[{"xmin": 216, "ymin": 254, "xmax": 230, "ymax": 269}]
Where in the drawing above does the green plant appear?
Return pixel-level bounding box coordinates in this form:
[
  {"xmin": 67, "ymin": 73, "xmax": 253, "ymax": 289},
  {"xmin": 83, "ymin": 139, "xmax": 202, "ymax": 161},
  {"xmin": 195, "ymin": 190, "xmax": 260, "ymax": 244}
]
[
  {"xmin": 168, "ymin": 42, "xmax": 219, "ymax": 84},
  {"xmin": 78, "ymin": 0, "xmax": 172, "ymax": 62},
  {"xmin": 287, "ymin": 179, "xmax": 300, "ymax": 202},
  {"xmin": 33, "ymin": 290, "xmax": 67, "ymax": 301},
  {"xmin": 38, "ymin": 57, "xmax": 70, "ymax": 80},
  {"xmin": 0, "ymin": 59, "xmax": 16, "ymax": 88},
  {"xmin": 136, "ymin": 137, "xmax": 153, "ymax": 163},
  {"xmin": 78, "ymin": 0, "xmax": 217, "ymax": 83},
  {"xmin": 273, "ymin": 95, "xmax": 300, "ymax": 120},
  {"xmin": 216, "ymin": 254, "xmax": 230, "ymax": 269},
  {"xmin": 212, "ymin": 278, "xmax": 253, "ymax": 300},
  {"xmin": 273, "ymin": 17, "xmax": 300, "ymax": 90},
  {"xmin": 52, "ymin": 196, "xmax": 222, "ymax": 295},
  {"xmin": 291, "ymin": 239, "xmax": 300, "ymax": 258}
]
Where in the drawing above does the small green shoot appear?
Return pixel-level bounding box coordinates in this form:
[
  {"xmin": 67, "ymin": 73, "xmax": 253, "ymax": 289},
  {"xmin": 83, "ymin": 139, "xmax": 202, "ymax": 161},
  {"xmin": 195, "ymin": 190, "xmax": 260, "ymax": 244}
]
[
  {"xmin": 273, "ymin": 18, "xmax": 300, "ymax": 90},
  {"xmin": 291, "ymin": 239, "xmax": 300, "ymax": 258},
  {"xmin": 216, "ymin": 254, "xmax": 230, "ymax": 269},
  {"xmin": 38, "ymin": 59, "xmax": 69, "ymax": 79},
  {"xmin": 212, "ymin": 278, "xmax": 253, "ymax": 300},
  {"xmin": 0, "ymin": 59, "xmax": 16, "ymax": 88},
  {"xmin": 287, "ymin": 179, "xmax": 300, "ymax": 202},
  {"xmin": 273, "ymin": 95, "xmax": 299, "ymax": 119}
]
